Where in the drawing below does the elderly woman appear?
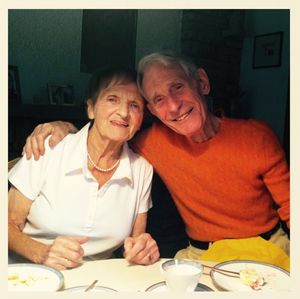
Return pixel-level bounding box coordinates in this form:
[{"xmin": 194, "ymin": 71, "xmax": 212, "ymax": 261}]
[{"xmin": 8, "ymin": 68, "xmax": 160, "ymax": 270}]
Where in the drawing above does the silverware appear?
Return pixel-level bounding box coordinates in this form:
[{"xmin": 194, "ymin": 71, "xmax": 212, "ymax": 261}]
[
  {"xmin": 203, "ymin": 264, "xmax": 240, "ymax": 277},
  {"xmin": 84, "ymin": 279, "xmax": 98, "ymax": 292},
  {"xmin": 182, "ymin": 259, "xmax": 240, "ymax": 277}
]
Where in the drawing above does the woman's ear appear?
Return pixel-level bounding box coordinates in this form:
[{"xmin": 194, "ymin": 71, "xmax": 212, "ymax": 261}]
[
  {"xmin": 86, "ymin": 99, "xmax": 95, "ymax": 120},
  {"xmin": 196, "ymin": 68, "xmax": 210, "ymax": 95}
]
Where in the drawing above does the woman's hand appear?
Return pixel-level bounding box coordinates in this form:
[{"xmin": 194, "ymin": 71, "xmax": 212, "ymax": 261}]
[
  {"xmin": 124, "ymin": 233, "xmax": 160, "ymax": 265},
  {"xmin": 23, "ymin": 121, "xmax": 78, "ymax": 161},
  {"xmin": 43, "ymin": 236, "xmax": 88, "ymax": 271}
]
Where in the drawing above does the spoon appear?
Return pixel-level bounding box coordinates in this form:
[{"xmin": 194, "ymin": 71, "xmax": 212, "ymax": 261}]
[{"xmin": 84, "ymin": 279, "xmax": 98, "ymax": 292}]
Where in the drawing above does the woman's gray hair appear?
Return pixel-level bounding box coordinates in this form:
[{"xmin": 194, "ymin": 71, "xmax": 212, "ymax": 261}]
[{"xmin": 137, "ymin": 51, "xmax": 199, "ymax": 96}]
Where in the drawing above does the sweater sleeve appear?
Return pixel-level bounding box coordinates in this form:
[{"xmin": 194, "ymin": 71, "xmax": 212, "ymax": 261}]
[{"xmin": 259, "ymin": 123, "xmax": 290, "ymax": 228}]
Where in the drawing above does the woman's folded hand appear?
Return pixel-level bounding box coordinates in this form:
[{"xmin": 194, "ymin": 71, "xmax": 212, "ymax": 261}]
[
  {"xmin": 124, "ymin": 233, "xmax": 160, "ymax": 265},
  {"xmin": 43, "ymin": 236, "xmax": 88, "ymax": 270}
]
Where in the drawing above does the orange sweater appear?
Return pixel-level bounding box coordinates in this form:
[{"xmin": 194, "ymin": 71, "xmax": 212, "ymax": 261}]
[{"xmin": 133, "ymin": 118, "xmax": 290, "ymax": 241}]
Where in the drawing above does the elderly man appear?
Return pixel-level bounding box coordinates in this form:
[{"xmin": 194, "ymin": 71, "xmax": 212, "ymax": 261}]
[{"xmin": 22, "ymin": 52, "xmax": 290, "ymax": 261}]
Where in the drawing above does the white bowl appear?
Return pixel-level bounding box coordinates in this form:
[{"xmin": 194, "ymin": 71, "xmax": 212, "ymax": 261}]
[
  {"xmin": 8, "ymin": 263, "xmax": 64, "ymax": 291},
  {"xmin": 161, "ymin": 259, "xmax": 203, "ymax": 292}
]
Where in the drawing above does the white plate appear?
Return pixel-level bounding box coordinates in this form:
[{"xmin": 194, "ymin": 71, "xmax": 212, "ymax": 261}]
[
  {"xmin": 145, "ymin": 281, "xmax": 214, "ymax": 292},
  {"xmin": 64, "ymin": 285, "xmax": 117, "ymax": 292},
  {"xmin": 8, "ymin": 263, "xmax": 64, "ymax": 291},
  {"xmin": 210, "ymin": 260, "xmax": 290, "ymax": 291}
]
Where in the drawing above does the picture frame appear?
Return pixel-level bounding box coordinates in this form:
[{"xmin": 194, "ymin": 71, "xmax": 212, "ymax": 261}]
[
  {"xmin": 253, "ymin": 32, "xmax": 283, "ymax": 69},
  {"xmin": 8, "ymin": 65, "xmax": 22, "ymax": 103},
  {"xmin": 48, "ymin": 84, "xmax": 75, "ymax": 106}
]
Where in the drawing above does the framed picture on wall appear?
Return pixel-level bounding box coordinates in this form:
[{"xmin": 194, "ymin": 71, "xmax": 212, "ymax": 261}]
[
  {"xmin": 48, "ymin": 84, "xmax": 74, "ymax": 106},
  {"xmin": 253, "ymin": 32, "xmax": 283, "ymax": 69},
  {"xmin": 8, "ymin": 65, "xmax": 21, "ymax": 103}
]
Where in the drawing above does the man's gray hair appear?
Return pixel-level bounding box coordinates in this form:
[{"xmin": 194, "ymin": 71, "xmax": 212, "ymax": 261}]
[{"xmin": 137, "ymin": 51, "xmax": 199, "ymax": 96}]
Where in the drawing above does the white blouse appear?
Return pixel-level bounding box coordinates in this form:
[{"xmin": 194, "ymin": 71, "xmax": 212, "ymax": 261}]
[{"xmin": 9, "ymin": 123, "xmax": 153, "ymax": 258}]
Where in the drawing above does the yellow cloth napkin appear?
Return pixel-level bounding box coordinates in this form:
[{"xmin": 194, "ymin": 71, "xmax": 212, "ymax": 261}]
[{"xmin": 200, "ymin": 237, "xmax": 290, "ymax": 272}]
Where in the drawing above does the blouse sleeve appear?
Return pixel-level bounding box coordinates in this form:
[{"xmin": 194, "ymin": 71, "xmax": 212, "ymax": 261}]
[
  {"xmin": 137, "ymin": 160, "xmax": 153, "ymax": 214},
  {"xmin": 8, "ymin": 136, "xmax": 54, "ymax": 200}
]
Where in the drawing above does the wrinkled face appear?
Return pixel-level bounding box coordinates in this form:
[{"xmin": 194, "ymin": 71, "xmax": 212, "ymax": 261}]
[
  {"xmin": 142, "ymin": 64, "xmax": 209, "ymax": 138},
  {"xmin": 88, "ymin": 82, "xmax": 144, "ymax": 142}
]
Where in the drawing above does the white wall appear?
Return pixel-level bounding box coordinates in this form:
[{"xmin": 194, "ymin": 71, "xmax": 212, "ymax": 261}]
[
  {"xmin": 9, "ymin": 9, "xmax": 182, "ymax": 105},
  {"xmin": 239, "ymin": 10, "xmax": 289, "ymax": 142}
]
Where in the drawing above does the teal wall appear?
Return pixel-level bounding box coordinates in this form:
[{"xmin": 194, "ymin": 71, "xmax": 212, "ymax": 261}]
[
  {"xmin": 239, "ymin": 10, "xmax": 289, "ymax": 143},
  {"xmin": 9, "ymin": 9, "xmax": 289, "ymax": 143},
  {"xmin": 136, "ymin": 10, "xmax": 181, "ymax": 63},
  {"xmin": 9, "ymin": 10, "xmax": 90, "ymax": 106},
  {"xmin": 8, "ymin": 9, "xmax": 181, "ymax": 106}
]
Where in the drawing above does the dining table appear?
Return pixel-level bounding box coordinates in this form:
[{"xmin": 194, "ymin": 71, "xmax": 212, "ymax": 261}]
[{"xmin": 60, "ymin": 258, "xmax": 219, "ymax": 292}]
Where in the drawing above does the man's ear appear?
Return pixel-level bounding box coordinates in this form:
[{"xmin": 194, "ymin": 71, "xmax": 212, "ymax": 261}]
[
  {"xmin": 87, "ymin": 99, "xmax": 95, "ymax": 120},
  {"xmin": 196, "ymin": 68, "xmax": 210, "ymax": 96}
]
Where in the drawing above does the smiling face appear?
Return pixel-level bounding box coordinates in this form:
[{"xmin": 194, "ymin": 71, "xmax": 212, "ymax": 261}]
[
  {"xmin": 87, "ymin": 82, "xmax": 144, "ymax": 143},
  {"xmin": 141, "ymin": 63, "xmax": 210, "ymax": 139}
]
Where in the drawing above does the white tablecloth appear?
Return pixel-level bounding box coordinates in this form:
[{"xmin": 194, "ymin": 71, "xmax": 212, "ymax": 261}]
[{"xmin": 60, "ymin": 258, "xmax": 218, "ymax": 292}]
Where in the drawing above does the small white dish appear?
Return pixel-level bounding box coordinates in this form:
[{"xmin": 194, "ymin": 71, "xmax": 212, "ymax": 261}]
[
  {"xmin": 146, "ymin": 281, "xmax": 214, "ymax": 292},
  {"xmin": 210, "ymin": 260, "xmax": 290, "ymax": 291},
  {"xmin": 8, "ymin": 263, "xmax": 64, "ymax": 291},
  {"xmin": 160, "ymin": 259, "xmax": 203, "ymax": 292},
  {"xmin": 64, "ymin": 285, "xmax": 117, "ymax": 292}
]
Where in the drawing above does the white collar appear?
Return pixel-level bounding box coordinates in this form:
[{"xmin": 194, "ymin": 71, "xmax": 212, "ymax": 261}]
[{"xmin": 65, "ymin": 122, "xmax": 133, "ymax": 186}]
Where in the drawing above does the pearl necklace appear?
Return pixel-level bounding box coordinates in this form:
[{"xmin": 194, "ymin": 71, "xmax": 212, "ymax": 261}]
[{"xmin": 87, "ymin": 151, "xmax": 120, "ymax": 172}]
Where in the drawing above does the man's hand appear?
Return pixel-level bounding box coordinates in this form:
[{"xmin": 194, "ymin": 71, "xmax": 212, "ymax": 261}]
[
  {"xmin": 23, "ymin": 121, "xmax": 78, "ymax": 160},
  {"xmin": 124, "ymin": 233, "xmax": 160, "ymax": 265},
  {"xmin": 43, "ymin": 236, "xmax": 88, "ymax": 271}
]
